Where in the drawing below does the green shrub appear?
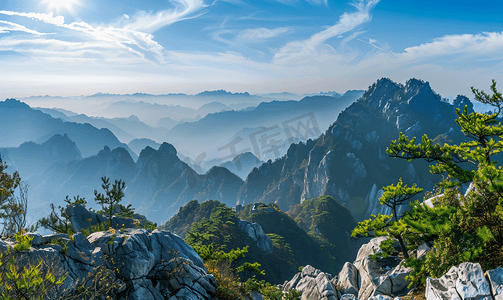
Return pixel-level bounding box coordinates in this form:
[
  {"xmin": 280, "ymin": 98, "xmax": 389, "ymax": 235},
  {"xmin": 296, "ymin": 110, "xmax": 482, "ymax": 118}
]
[{"xmin": 13, "ymin": 231, "xmax": 33, "ymax": 251}]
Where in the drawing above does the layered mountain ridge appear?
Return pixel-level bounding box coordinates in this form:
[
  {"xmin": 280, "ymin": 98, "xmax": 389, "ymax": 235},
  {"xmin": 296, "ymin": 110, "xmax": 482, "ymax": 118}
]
[
  {"xmin": 0, "ymin": 99, "xmax": 136, "ymax": 159},
  {"xmin": 236, "ymin": 78, "xmax": 470, "ymax": 220}
]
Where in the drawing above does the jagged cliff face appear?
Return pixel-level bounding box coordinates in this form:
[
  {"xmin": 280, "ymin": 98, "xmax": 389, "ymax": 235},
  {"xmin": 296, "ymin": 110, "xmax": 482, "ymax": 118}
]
[{"xmin": 238, "ymin": 78, "xmax": 463, "ymax": 220}]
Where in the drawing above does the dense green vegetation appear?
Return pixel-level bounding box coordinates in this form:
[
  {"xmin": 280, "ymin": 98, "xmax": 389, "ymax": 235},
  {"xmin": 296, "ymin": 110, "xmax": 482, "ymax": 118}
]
[
  {"xmin": 169, "ymin": 195, "xmax": 359, "ymax": 285},
  {"xmin": 162, "ymin": 199, "xmax": 227, "ymax": 237},
  {"xmin": 353, "ymin": 80, "xmax": 503, "ymax": 287}
]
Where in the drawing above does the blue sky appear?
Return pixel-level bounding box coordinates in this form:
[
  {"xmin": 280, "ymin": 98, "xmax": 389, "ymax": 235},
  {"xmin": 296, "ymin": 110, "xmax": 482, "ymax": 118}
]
[{"xmin": 0, "ymin": 0, "xmax": 502, "ymax": 99}]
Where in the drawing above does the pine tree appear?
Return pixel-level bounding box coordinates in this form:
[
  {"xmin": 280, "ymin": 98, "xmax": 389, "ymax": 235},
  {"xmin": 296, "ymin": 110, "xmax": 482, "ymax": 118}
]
[
  {"xmin": 94, "ymin": 177, "xmax": 126, "ymax": 229},
  {"xmin": 377, "ymin": 80, "xmax": 503, "ymax": 286},
  {"xmin": 352, "ymin": 179, "xmax": 423, "ymax": 259}
]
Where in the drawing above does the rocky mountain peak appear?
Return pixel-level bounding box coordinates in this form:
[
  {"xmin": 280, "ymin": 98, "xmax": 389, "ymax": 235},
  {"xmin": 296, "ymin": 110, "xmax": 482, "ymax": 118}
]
[
  {"xmin": 158, "ymin": 142, "xmax": 177, "ymax": 157},
  {"xmin": 404, "ymin": 79, "xmax": 442, "ymax": 113},
  {"xmin": 404, "ymin": 78, "xmax": 427, "ymax": 93},
  {"xmin": 360, "ymin": 77, "xmax": 402, "ymax": 109},
  {"xmin": 41, "ymin": 133, "xmax": 82, "ymax": 160},
  {"xmin": 138, "ymin": 146, "xmax": 157, "ymax": 161},
  {"xmin": 98, "ymin": 145, "xmax": 112, "ymax": 157},
  {"xmin": 232, "ymin": 151, "xmax": 260, "ymax": 164},
  {"xmin": 453, "ymin": 95, "xmax": 474, "ymax": 114},
  {"xmin": 97, "ymin": 146, "xmax": 134, "ymax": 165}
]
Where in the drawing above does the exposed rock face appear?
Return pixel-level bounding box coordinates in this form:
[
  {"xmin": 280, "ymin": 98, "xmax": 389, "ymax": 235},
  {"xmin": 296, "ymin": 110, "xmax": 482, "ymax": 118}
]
[
  {"xmin": 282, "ymin": 265, "xmax": 340, "ymax": 300},
  {"xmin": 237, "ymin": 219, "xmax": 273, "ymax": 254},
  {"xmin": 353, "ymin": 237, "xmax": 412, "ymax": 300},
  {"xmin": 425, "ymin": 263, "xmax": 492, "ymax": 300},
  {"xmin": 282, "ymin": 235, "xmax": 503, "ymax": 300},
  {"xmin": 2, "ymin": 229, "xmax": 216, "ymax": 300},
  {"xmin": 301, "ymin": 149, "xmax": 334, "ymax": 203},
  {"xmin": 282, "ymin": 237, "xmax": 414, "ymax": 300},
  {"xmin": 486, "ymin": 267, "xmax": 503, "ymax": 300},
  {"xmin": 337, "ymin": 262, "xmax": 359, "ymax": 296}
]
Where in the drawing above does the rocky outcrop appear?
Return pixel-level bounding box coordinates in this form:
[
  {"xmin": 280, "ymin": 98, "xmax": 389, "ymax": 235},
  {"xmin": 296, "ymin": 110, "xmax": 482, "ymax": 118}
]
[
  {"xmin": 65, "ymin": 204, "xmax": 146, "ymax": 233},
  {"xmin": 337, "ymin": 262, "xmax": 359, "ymax": 296},
  {"xmin": 237, "ymin": 219, "xmax": 273, "ymax": 254},
  {"xmin": 2, "ymin": 229, "xmax": 217, "ymax": 300},
  {"xmin": 282, "ymin": 235, "xmax": 503, "ymax": 300},
  {"xmin": 282, "ymin": 237, "xmax": 413, "ymax": 300},
  {"xmin": 426, "ymin": 262, "xmax": 493, "ymax": 300},
  {"xmin": 282, "ymin": 265, "xmax": 340, "ymax": 300},
  {"xmin": 353, "ymin": 237, "xmax": 412, "ymax": 299}
]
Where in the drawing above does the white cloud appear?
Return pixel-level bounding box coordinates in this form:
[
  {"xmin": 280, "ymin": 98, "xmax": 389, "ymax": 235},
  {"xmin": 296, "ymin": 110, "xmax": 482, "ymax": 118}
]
[
  {"xmin": 124, "ymin": 0, "xmax": 206, "ymax": 33},
  {"xmin": 273, "ymin": 0, "xmax": 380, "ymax": 64},
  {"xmin": 273, "ymin": 0, "xmax": 298, "ymax": 5},
  {"xmin": 0, "ymin": 20, "xmax": 52, "ymax": 35},
  {"xmin": 0, "ymin": 1, "xmax": 207, "ymax": 63},
  {"xmin": 306, "ymin": 0, "xmax": 328, "ymax": 6},
  {"xmin": 236, "ymin": 27, "xmax": 291, "ymax": 42},
  {"xmin": 0, "ymin": 10, "xmax": 165, "ymax": 62},
  {"xmin": 0, "ymin": 10, "xmax": 65, "ymax": 26},
  {"xmin": 402, "ymin": 32, "xmax": 503, "ymax": 60}
]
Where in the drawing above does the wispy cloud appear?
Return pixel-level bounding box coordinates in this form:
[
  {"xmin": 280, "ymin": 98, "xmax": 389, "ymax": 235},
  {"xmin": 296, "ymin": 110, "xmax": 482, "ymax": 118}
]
[
  {"xmin": 273, "ymin": 0, "xmax": 380, "ymax": 64},
  {"xmin": 124, "ymin": 0, "xmax": 206, "ymax": 33},
  {"xmin": 402, "ymin": 32, "xmax": 503, "ymax": 60},
  {"xmin": 0, "ymin": 11, "xmax": 65, "ymax": 26},
  {"xmin": 0, "ymin": 20, "xmax": 53, "ymax": 35},
  {"xmin": 273, "ymin": 0, "xmax": 299, "ymax": 5},
  {"xmin": 0, "ymin": 0, "xmax": 207, "ymax": 63},
  {"xmin": 236, "ymin": 27, "xmax": 291, "ymax": 42},
  {"xmin": 306, "ymin": 0, "xmax": 328, "ymax": 6}
]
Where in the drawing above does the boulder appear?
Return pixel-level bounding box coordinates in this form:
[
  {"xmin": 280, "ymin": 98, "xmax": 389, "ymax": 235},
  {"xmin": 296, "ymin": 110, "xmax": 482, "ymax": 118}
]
[
  {"xmin": 249, "ymin": 290, "xmax": 264, "ymax": 300},
  {"xmin": 337, "ymin": 262, "xmax": 359, "ymax": 296},
  {"xmin": 340, "ymin": 294, "xmax": 357, "ymax": 300},
  {"xmin": 24, "ymin": 232, "xmax": 42, "ymax": 246},
  {"xmin": 237, "ymin": 219, "xmax": 273, "ymax": 254},
  {"xmin": 66, "ymin": 204, "xmax": 141, "ymax": 233},
  {"xmin": 354, "ymin": 237, "xmax": 412, "ymax": 300},
  {"xmin": 87, "ymin": 228, "xmax": 214, "ymax": 299},
  {"xmin": 486, "ymin": 266, "xmax": 503, "ymax": 300},
  {"xmin": 426, "ymin": 263, "xmax": 491, "ymax": 300},
  {"xmin": 283, "ymin": 265, "xmax": 339, "ymax": 300}
]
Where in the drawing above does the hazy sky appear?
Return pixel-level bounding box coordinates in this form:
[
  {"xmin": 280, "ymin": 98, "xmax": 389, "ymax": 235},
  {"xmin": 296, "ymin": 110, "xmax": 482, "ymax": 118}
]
[{"xmin": 0, "ymin": 0, "xmax": 502, "ymax": 99}]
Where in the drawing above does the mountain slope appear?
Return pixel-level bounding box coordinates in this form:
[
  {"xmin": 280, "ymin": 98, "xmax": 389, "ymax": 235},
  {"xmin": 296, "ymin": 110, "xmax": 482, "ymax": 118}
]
[{"xmin": 237, "ymin": 78, "xmax": 467, "ymax": 221}]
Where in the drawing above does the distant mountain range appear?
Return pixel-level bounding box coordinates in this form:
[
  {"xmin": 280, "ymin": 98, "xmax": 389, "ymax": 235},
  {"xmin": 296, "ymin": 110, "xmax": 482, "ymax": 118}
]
[
  {"xmin": 0, "ymin": 133, "xmax": 81, "ymax": 178},
  {"xmin": 0, "ymin": 99, "xmax": 136, "ymax": 159},
  {"xmin": 163, "ymin": 90, "xmax": 364, "ymax": 159}
]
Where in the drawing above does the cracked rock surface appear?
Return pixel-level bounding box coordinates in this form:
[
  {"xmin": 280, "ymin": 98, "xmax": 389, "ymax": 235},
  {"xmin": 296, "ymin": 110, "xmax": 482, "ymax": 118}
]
[{"xmin": 3, "ymin": 229, "xmax": 216, "ymax": 300}]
